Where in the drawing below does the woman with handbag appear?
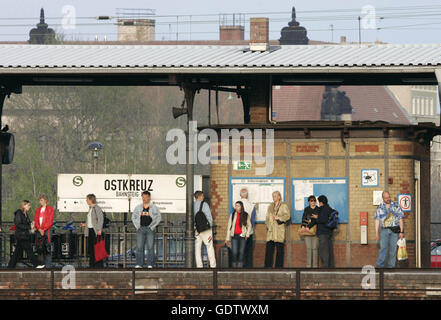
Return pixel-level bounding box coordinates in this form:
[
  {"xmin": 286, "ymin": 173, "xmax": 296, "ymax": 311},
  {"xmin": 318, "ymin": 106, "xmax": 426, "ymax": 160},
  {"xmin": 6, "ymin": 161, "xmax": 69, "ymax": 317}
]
[
  {"xmin": 80, "ymin": 194, "xmax": 105, "ymax": 268},
  {"xmin": 300, "ymin": 195, "xmax": 319, "ymax": 268},
  {"xmin": 264, "ymin": 191, "xmax": 291, "ymax": 268},
  {"xmin": 8, "ymin": 200, "xmax": 43, "ymax": 268},
  {"xmin": 225, "ymin": 201, "xmax": 251, "ymax": 268}
]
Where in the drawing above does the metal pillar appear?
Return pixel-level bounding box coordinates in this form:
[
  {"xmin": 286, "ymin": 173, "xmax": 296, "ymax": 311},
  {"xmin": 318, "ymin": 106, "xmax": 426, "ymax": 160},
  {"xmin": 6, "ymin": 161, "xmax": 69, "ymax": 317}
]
[
  {"xmin": 436, "ymin": 69, "xmax": 441, "ymax": 126},
  {"xmin": 184, "ymin": 86, "xmax": 196, "ymax": 268},
  {"xmin": 0, "ymin": 93, "xmax": 5, "ymax": 230}
]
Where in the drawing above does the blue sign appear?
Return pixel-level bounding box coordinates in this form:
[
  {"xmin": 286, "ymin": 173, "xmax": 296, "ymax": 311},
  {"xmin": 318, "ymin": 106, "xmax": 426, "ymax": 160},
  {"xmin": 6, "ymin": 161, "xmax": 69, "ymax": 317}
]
[{"xmin": 291, "ymin": 177, "xmax": 348, "ymax": 224}]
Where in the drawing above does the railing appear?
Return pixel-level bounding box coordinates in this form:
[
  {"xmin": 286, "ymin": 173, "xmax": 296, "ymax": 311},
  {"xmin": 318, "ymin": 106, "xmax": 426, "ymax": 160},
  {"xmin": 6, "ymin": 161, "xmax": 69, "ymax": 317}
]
[{"xmin": 0, "ymin": 221, "xmax": 216, "ymax": 268}]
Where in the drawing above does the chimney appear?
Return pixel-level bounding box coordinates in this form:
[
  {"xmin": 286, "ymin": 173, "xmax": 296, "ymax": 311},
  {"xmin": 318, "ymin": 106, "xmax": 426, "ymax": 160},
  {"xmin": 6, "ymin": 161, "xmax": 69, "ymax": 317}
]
[
  {"xmin": 340, "ymin": 36, "xmax": 347, "ymax": 44},
  {"xmin": 220, "ymin": 25, "xmax": 245, "ymax": 41},
  {"xmin": 250, "ymin": 18, "xmax": 269, "ymax": 51},
  {"xmin": 117, "ymin": 19, "xmax": 155, "ymax": 42}
]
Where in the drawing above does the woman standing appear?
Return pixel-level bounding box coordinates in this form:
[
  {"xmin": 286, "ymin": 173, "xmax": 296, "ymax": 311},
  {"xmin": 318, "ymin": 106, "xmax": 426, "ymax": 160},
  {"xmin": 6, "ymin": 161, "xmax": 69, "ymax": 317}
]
[
  {"xmin": 225, "ymin": 201, "xmax": 251, "ymax": 268},
  {"xmin": 301, "ymin": 195, "xmax": 319, "ymax": 268},
  {"xmin": 33, "ymin": 194, "xmax": 54, "ymax": 268},
  {"xmin": 80, "ymin": 194, "xmax": 104, "ymax": 268},
  {"xmin": 264, "ymin": 191, "xmax": 291, "ymax": 268},
  {"xmin": 8, "ymin": 200, "xmax": 43, "ymax": 268}
]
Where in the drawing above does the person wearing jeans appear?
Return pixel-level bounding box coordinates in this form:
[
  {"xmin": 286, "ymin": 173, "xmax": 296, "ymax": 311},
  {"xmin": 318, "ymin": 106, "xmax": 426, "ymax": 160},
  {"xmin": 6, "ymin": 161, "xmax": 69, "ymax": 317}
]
[
  {"xmin": 375, "ymin": 191, "xmax": 404, "ymax": 268},
  {"xmin": 132, "ymin": 191, "xmax": 161, "ymax": 268},
  {"xmin": 301, "ymin": 195, "xmax": 319, "ymax": 268},
  {"xmin": 194, "ymin": 191, "xmax": 216, "ymax": 268},
  {"xmin": 225, "ymin": 201, "xmax": 251, "ymax": 268}
]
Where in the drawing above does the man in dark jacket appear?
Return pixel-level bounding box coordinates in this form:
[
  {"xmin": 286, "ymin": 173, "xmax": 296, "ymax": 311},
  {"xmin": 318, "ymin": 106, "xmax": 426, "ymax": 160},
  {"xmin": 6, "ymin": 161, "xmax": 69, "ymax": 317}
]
[{"xmin": 311, "ymin": 195, "xmax": 335, "ymax": 268}]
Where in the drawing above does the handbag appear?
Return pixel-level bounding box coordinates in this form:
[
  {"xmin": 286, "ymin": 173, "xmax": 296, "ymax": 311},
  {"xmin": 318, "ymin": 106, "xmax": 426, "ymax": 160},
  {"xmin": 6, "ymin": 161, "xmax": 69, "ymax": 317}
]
[
  {"xmin": 298, "ymin": 224, "xmax": 317, "ymax": 236},
  {"xmin": 389, "ymin": 225, "xmax": 401, "ymax": 234},
  {"xmin": 94, "ymin": 235, "xmax": 109, "ymax": 262}
]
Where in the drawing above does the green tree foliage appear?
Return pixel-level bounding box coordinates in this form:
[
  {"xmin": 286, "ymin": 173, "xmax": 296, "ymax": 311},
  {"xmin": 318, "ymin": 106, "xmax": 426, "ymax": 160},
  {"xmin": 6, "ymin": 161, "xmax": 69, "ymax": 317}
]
[{"xmin": 1, "ymin": 84, "xmax": 236, "ymax": 222}]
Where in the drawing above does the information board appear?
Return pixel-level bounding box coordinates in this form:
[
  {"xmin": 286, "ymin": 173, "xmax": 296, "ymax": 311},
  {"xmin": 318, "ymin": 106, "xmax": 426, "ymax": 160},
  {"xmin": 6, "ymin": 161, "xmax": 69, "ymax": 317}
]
[
  {"xmin": 57, "ymin": 174, "xmax": 202, "ymax": 213},
  {"xmin": 229, "ymin": 177, "xmax": 285, "ymax": 223},
  {"xmin": 291, "ymin": 177, "xmax": 348, "ymax": 224}
]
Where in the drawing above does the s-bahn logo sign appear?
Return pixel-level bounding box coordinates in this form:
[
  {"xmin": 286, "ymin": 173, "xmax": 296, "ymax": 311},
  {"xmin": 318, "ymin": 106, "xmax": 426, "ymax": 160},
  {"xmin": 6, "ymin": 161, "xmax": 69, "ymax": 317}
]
[
  {"xmin": 58, "ymin": 174, "xmax": 202, "ymax": 213},
  {"xmin": 72, "ymin": 176, "xmax": 83, "ymax": 187},
  {"xmin": 176, "ymin": 176, "xmax": 186, "ymax": 188},
  {"xmin": 397, "ymin": 194, "xmax": 412, "ymax": 212}
]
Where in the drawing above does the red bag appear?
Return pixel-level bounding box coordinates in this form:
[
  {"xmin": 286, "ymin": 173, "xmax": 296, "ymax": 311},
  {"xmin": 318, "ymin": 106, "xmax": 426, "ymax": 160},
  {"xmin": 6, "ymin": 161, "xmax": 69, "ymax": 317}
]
[{"xmin": 94, "ymin": 235, "xmax": 109, "ymax": 262}]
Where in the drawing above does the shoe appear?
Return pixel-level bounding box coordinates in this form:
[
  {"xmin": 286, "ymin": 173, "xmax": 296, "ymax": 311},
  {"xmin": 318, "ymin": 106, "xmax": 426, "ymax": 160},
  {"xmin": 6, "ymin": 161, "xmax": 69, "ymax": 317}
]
[
  {"xmin": 36, "ymin": 265, "xmax": 45, "ymax": 269},
  {"xmin": 147, "ymin": 265, "xmax": 153, "ymax": 269},
  {"xmin": 135, "ymin": 265, "xmax": 142, "ymax": 269}
]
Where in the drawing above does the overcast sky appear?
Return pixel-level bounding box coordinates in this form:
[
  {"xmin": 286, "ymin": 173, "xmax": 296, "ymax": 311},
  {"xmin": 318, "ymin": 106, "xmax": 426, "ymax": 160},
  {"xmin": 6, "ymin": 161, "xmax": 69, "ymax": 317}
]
[{"xmin": 1, "ymin": 0, "xmax": 441, "ymax": 43}]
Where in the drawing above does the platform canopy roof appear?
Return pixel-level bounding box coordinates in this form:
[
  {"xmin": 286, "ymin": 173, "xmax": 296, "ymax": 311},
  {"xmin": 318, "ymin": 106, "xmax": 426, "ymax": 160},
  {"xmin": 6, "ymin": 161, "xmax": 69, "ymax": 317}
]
[{"xmin": 0, "ymin": 43, "xmax": 441, "ymax": 86}]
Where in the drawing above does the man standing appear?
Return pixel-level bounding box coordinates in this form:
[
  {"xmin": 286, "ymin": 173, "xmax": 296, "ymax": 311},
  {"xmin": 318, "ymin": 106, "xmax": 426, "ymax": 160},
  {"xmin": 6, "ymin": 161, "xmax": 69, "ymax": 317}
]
[
  {"xmin": 132, "ymin": 191, "xmax": 162, "ymax": 268},
  {"xmin": 312, "ymin": 195, "xmax": 335, "ymax": 268},
  {"xmin": 194, "ymin": 191, "xmax": 216, "ymax": 268},
  {"xmin": 375, "ymin": 191, "xmax": 404, "ymax": 268},
  {"xmin": 239, "ymin": 188, "xmax": 256, "ymax": 268}
]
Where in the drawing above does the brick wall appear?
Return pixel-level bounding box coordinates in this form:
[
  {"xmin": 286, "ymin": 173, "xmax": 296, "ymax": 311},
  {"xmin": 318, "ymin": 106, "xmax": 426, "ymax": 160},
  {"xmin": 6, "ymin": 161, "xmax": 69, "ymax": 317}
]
[
  {"xmin": 0, "ymin": 269, "xmax": 439, "ymax": 300},
  {"xmin": 210, "ymin": 137, "xmax": 430, "ymax": 268}
]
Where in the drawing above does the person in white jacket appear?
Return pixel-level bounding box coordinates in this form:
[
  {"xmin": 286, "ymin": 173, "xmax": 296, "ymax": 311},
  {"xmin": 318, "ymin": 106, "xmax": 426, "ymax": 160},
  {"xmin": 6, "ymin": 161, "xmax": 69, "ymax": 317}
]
[{"xmin": 225, "ymin": 201, "xmax": 252, "ymax": 268}]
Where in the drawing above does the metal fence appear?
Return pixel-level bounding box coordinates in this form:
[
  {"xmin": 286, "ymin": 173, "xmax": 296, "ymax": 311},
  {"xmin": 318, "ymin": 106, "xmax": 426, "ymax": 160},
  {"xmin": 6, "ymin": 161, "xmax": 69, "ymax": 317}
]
[{"xmin": 0, "ymin": 220, "xmax": 214, "ymax": 268}]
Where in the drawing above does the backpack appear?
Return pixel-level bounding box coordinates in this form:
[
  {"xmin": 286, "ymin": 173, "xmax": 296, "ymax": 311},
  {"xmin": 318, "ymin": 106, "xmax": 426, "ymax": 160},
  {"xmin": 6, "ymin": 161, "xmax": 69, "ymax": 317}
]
[
  {"xmin": 103, "ymin": 212, "xmax": 111, "ymax": 229},
  {"xmin": 195, "ymin": 201, "xmax": 210, "ymax": 233},
  {"xmin": 327, "ymin": 210, "xmax": 339, "ymax": 230}
]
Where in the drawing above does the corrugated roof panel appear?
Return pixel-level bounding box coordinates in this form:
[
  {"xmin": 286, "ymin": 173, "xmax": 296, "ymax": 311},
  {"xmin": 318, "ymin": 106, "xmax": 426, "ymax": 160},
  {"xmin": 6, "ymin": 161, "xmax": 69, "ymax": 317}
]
[{"xmin": 0, "ymin": 44, "xmax": 440, "ymax": 69}]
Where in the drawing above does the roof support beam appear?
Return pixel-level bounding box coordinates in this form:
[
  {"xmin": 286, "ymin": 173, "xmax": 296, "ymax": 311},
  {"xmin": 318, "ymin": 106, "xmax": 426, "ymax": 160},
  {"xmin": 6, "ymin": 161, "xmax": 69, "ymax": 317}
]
[
  {"xmin": 182, "ymin": 84, "xmax": 196, "ymax": 268},
  {"xmin": 435, "ymin": 69, "xmax": 441, "ymax": 127}
]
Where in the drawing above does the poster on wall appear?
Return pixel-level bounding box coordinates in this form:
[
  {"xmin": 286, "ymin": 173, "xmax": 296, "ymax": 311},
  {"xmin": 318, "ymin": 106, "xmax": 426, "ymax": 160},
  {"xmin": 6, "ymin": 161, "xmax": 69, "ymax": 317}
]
[
  {"xmin": 361, "ymin": 169, "xmax": 379, "ymax": 187},
  {"xmin": 57, "ymin": 174, "xmax": 202, "ymax": 213},
  {"xmin": 291, "ymin": 178, "xmax": 348, "ymax": 224},
  {"xmin": 229, "ymin": 177, "xmax": 285, "ymax": 223}
]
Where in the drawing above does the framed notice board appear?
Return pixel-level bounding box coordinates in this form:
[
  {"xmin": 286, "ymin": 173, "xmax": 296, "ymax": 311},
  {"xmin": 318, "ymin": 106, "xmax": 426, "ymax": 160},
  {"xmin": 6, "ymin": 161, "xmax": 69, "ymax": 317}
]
[
  {"xmin": 229, "ymin": 177, "xmax": 285, "ymax": 223},
  {"xmin": 291, "ymin": 177, "xmax": 348, "ymax": 224}
]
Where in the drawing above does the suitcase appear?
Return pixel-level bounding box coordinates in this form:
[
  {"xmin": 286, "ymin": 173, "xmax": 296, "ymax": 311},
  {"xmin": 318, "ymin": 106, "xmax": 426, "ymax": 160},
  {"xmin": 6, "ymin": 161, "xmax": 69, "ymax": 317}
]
[{"xmin": 218, "ymin": 245, "xmax": 231, "ymax": 268}]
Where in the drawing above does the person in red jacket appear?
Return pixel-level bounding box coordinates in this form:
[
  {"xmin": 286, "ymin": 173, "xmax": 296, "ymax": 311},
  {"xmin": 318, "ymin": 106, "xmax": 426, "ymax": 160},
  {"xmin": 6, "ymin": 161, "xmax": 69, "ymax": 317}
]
[{"xmin": 34, "ymin": 194, "xmax": 54, "ymax": 268}]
